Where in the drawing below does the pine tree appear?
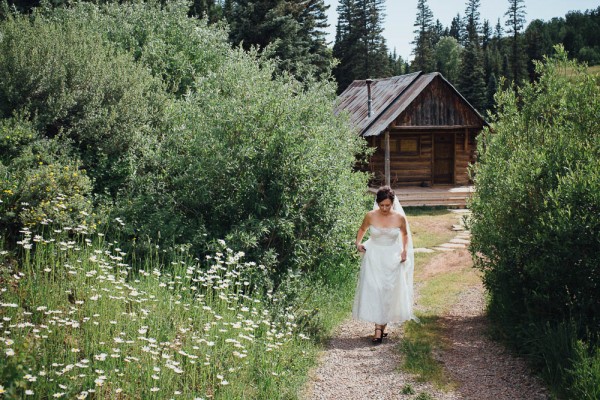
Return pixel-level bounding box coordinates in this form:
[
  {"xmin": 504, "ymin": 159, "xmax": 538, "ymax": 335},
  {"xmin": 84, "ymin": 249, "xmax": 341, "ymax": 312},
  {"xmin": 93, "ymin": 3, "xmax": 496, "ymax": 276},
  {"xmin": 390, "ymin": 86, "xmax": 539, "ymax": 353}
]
[
  {"xmin": 524, "ymin": 19, "xmax": 552, "ymax": 81},
  {"xmin": 504, "ymin": 0, "xmax": 527, "ymax": 84},
  {"xmin": 333, "ymin": 0, "xmax": 390, "ymax": 93},
  {"xmin": 486, "ymin": 72, "xmax": 498, "ymax": 112},
  {"xmin": 432, "ymin": 19, "xmax": 445, "ymax": 46},
  {"xmin": 189, "ymin": 0, "xmax": 222, "ymax": 22},
  {"xmin": 389, "ymin": 48, "xmax": 405, "ymax": 76},
  {"xmin": 225, "ymin": 0, "xmax": 332, "ymax": 78},
  {"xmin": 449, "ymin": 13, "xmax": 462, "ymax": 42},
  {"xmin": 411, "ymin": 0, "xmax": 435, "ymax": 72},
  {"xmin": 459, "ymin": 0, "xmax": 486, "ymax": 112},
  {"xmin": 482, "ymin": 19, "xmax": 491, "ymax": 50}
]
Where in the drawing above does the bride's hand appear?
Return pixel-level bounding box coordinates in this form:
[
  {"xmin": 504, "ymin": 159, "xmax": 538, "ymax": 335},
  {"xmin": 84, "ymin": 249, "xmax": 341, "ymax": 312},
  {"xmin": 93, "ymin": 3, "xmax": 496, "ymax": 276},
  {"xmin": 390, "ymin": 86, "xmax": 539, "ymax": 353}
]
[
  {"xmin": 400, "ymin": 250, "xmax": 407, "ymax": 262},
  {"xmin": 356, "ymin": 243, "xmax": 366, "ymax": 253}
]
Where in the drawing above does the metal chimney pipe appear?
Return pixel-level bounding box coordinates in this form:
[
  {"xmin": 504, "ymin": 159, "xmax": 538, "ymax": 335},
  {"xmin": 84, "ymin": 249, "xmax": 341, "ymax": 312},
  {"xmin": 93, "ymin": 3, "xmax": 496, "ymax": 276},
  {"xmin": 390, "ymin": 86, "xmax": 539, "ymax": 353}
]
[{"xmin": 366, "ymin": 79, "xmax": 373, "ymax": 118}]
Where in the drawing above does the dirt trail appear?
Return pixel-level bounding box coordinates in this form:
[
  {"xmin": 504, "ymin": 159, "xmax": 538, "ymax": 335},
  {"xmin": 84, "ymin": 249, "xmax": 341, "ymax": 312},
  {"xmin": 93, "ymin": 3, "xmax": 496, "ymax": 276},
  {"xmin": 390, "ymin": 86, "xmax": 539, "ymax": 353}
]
[
  {"xmin": 439, "ymin": 284, "xmax": 550, "ymax": 399},
  {"xmin": 302, "ymin": 212, "xmax": 549, "ymax": 400}
]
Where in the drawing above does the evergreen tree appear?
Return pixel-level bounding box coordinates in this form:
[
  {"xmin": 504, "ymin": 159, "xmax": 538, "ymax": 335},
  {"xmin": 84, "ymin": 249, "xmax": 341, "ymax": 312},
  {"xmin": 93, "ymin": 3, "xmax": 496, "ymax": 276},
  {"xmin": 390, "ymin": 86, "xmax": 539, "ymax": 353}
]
[
  {"xmin": 494, "ymin": 18, "xmax": 504, "ymax": 39},
  {"xmin": 333, "ymin": 0, "xmax": 390, "ymax": 93},
  {"xmin": 459, "ymin": 0, "xmax": 486, "ymax": 112},
  {"xmin": 449, "ymin": 13, "xmax": 462, "ymax": 42},
  {"xmin": 189, "ymin": 0, "xmax": 222, "ymax": 22},
  {"xmin": 432, "ymin": 19, "xmax": 445, "ymax": 46},
  {"xmin": 524, "ymin": 19, "xmax": 552, "ymax": 81},
  {"xmin": 389, "ymin": 48, "xmax": 405, "ymax": 76},
  {"xmin": 482, "ymin": 19, "xmax": 491, "ymax": 50},
  {"xmin": 411, "ymin": 0, "xmax": 435, "ymax": 72},
  {"xmin": 464, "ymin": 0, "xmax": 481, "ymax": 41},
  {"xmin": 486, "ymin": 72, "xmax": 498, "ymax": 112},
  {"xmin": 504, "ymin": 0, "xmax": 527, "ymax": 83},
  {"xmin": 226, "ymin": 0, "xmax": 332, "ymax": 78}
]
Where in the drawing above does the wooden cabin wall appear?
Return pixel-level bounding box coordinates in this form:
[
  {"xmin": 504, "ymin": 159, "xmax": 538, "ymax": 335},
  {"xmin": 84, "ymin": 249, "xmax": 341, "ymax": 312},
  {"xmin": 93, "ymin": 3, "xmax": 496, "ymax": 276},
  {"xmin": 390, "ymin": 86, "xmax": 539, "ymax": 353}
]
[
  {"xmin": 367, "ymin": 133, "xmax": 433, "ymax": 186},
  {"xmin": 366, "ymin": 129, "xmax": 479, "ymax": 187}
]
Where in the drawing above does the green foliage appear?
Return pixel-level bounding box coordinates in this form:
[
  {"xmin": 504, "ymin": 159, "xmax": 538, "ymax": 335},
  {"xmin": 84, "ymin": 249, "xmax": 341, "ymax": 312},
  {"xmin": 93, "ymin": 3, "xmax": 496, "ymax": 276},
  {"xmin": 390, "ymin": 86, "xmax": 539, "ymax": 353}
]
[
  {"xmin": 0, "ymin": 11, "xmax": 165, "ymax": 196},
  {"xmin": 401, "ymin": 384, "xmax": 416, "ymax": 395},
  {"xmin": 225, "ymin": 0, "xmax": 333, "ymax": 79},
  {"xmin": 569, "ymin": 340, "xmax": 600, "ymax": 399},
  {"xmin": 43, "ymin": 1, "xmax": 231, "ymax": 97},
  {"xmin": 434, "ymin": 36, "xmax": 462, "ymax": 84},
  {"xmin": 0, "ymin": 229, "xmax": 321, "ymax": 399},
  {"xmin": 0, "ymin": 2, "xmax": 368, "ymax": 281},
  {"xmin": 119, "ymin": 47, "xmax": 370, "ymax": 273},
  {"xmin": 0, "ymin": 116, "xmax": 95, "ymax": 239},
  {"xmin": 332, "ymin": 0, "xmax": 391, "ymax": 93},
  {"xmin": 411, "ymin": 0, "xmax": 435, "ymax": 73},
  {"xmin": 468, "ymin": 46, "xmax": 600, "ymax": 396}
]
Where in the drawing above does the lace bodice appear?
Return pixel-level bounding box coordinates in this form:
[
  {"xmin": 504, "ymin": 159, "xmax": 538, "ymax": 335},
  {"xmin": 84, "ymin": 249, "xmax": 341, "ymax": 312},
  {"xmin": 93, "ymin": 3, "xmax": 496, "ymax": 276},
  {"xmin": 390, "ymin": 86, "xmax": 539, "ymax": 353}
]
[{"xmin": 369, "ymin": 225, "xmax": 401, "ymax": 246}]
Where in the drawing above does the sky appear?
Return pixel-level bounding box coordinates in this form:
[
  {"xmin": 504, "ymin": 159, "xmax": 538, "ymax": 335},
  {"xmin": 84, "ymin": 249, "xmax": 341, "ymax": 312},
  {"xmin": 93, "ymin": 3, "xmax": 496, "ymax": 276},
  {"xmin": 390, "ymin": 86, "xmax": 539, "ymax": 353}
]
[{"xmin": 323, "ymin": 0, "xmax": 600, "ymax": 61}]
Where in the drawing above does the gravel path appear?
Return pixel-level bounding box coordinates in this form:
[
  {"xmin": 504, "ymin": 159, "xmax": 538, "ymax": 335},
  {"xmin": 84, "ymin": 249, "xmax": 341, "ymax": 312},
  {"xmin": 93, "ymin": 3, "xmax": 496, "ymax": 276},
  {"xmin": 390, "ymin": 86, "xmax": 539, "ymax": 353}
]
[
  {"xmin": 439, "ymin": 284, "xmax": 550, "ymax": 400},
  {"xmin": 303, "ymin": 318, "xmax": 457, "ymax": 400},
  {"xmin": 303, "ymin": 211, "xmax": 550, "ymax": 400}
]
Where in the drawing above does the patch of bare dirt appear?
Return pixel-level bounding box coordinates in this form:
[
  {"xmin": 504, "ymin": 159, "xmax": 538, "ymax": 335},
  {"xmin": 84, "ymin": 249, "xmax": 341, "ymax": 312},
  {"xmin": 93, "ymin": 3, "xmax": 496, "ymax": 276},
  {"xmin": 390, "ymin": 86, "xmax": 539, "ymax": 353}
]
[
  {"xmin": 439, "ymin": 284, "xmax": 550, "ymax": 400},
  {"xmin": 410, "ymin": 214, "xmax": 457, "ymax": 239},
  {"xmin": 418, "ymin": 248, "xmax": 473, "ymax": 280}
]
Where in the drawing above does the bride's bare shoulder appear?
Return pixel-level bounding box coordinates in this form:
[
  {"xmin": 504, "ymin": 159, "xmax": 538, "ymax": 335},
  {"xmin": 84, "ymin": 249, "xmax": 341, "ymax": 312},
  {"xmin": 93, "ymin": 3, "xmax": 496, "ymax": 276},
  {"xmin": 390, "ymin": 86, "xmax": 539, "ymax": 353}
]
[{"xmin": 392, "ymin": 211, "xmax": 406, "ymax": 224}]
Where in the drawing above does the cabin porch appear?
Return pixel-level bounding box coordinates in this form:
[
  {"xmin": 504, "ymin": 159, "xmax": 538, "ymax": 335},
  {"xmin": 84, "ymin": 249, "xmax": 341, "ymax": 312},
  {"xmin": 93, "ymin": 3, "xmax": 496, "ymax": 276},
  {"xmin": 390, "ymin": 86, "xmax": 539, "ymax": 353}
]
[{"xmin": 368, "ymin": 185, "xmax": 474, "ymax": 208}]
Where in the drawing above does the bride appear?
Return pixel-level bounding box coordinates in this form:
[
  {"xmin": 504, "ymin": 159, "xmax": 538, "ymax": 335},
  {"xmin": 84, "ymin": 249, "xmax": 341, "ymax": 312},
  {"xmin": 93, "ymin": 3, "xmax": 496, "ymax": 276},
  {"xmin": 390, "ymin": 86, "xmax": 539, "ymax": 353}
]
[{"xmin": 353, "ymin": 186, "xmax": 418, "ymax": 343}]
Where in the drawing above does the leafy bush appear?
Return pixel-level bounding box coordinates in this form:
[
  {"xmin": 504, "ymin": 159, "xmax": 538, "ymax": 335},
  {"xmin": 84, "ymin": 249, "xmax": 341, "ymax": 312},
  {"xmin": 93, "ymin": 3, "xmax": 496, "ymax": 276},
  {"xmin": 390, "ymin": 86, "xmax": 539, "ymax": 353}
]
[
  {"xmin": 1, "ymin": 1, "xmax": 370, "ymax": 280},
  {"xmin": 569, "ymin": 340, "xmax": 600, "ymax": 399},
  {"xmin": 0, "ymin": 12, "xmax": 165, "ymax": 196},
  {"xmin": 119, "ymin": 46, "xmax": 370, "ymax": 273},
  {"xmin": 468, "ymin": 46, "xmax": 600, "ymax": 395},
  {"xmin": 0, "ymin": 116, "xmax": 95, "ymax": 239},
  {"xmin": 42, "ymin": 1, "xmax": 231, "ymax": 97}
]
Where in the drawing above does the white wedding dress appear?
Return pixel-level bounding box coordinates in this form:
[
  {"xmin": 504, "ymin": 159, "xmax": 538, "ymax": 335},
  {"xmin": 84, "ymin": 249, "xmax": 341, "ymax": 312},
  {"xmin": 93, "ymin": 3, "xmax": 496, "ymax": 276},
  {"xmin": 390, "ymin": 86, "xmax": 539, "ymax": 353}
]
[{"xmin": 352, "ymin": 217, "xmax": 418, "ymax": 325}]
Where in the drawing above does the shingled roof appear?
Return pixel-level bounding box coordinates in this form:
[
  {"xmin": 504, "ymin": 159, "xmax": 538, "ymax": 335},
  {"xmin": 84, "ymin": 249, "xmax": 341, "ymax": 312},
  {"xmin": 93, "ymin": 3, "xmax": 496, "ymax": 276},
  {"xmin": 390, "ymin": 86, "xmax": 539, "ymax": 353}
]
[{"xmin": 334, "ymin": 71, "xmax": 488, "ymax": 137}]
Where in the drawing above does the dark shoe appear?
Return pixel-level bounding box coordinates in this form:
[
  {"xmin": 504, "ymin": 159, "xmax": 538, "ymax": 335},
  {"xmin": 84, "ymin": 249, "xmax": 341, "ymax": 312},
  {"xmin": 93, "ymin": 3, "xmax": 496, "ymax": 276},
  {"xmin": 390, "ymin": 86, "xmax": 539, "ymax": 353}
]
[{"xmin": 372, "ymin": 328, "xmax": 383, "ymax": 344}]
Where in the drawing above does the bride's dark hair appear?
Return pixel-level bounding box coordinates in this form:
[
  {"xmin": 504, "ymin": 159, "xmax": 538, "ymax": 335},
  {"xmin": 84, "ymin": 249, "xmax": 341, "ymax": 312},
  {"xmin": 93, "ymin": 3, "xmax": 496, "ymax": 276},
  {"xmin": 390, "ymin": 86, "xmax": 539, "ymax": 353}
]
[{"xmin": 376, "ymin": 186, "xmax": 395, "ymax": 204}]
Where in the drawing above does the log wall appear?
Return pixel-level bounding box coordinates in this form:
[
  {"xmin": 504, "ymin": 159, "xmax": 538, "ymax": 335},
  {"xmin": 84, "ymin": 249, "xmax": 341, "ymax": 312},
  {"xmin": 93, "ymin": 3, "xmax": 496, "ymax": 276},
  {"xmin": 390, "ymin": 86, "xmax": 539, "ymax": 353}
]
[{"xmin": 366, "ymin": 129, "xmax": 478, "ymax": 187}]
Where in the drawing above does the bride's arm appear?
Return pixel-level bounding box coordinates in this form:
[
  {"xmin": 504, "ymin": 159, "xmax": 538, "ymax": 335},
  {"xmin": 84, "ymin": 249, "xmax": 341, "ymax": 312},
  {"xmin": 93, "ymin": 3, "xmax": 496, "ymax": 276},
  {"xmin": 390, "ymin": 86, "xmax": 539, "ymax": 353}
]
[
  {"xmin": 400, "ymin": 215, "xmax": 408, "ymax": 262},
  {"xmin": 355, "ymin": 213, "xmax": 371, "ymax": 253}
]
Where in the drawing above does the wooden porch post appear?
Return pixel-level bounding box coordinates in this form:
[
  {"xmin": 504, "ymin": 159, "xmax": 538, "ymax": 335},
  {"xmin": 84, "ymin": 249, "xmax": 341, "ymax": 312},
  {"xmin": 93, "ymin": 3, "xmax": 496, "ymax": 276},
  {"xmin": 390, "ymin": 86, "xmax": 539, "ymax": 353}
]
[{"xmin": 384, "ymin": 130, "xmax": 391, "ymax": 187}]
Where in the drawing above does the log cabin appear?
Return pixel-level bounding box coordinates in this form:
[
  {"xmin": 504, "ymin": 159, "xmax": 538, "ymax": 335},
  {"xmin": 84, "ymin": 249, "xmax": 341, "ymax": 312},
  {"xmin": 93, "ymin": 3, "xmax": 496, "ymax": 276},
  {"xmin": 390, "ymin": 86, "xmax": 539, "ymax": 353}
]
[{"xmin": 335, "ymin": 72, "xmax": 488, "ymax": 187}]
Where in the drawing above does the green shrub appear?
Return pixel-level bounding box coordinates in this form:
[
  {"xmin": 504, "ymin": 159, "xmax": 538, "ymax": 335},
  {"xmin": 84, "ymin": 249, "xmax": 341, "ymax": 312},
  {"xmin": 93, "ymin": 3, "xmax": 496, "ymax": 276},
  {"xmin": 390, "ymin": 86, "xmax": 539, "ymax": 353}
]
[
  {"xmin": 119, "ymin": 46, "xmax": 370, "ymax": 273},
  {"xmin": 468, "ymin": 46, "xmax": 600, "ymax": 395},
  {"xmin": 0, "ymin": 12, "xmax": 165, "ymax": 196},
  {"xmin": 568, "ymin": 340, "xmax": 600, "ymax": 399},
  {"xmin": 1, "ymin": 2, "xmax": 370, "ymax": 282},
  {"xmin": 42, "ymin": 1, "xmax": 231, "ymax": 97},
  {"xmin": 0, "ymin": 117, "xmax": 95, "ymax": 239}
]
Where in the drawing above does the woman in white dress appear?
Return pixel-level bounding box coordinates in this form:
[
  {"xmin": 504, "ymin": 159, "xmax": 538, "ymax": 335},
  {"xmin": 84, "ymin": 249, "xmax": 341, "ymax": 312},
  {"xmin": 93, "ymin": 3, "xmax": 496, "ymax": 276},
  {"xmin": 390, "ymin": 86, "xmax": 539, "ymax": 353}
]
[{"xmin": 353, "ymin": 186, "xmax": 417, "ymax": 343}]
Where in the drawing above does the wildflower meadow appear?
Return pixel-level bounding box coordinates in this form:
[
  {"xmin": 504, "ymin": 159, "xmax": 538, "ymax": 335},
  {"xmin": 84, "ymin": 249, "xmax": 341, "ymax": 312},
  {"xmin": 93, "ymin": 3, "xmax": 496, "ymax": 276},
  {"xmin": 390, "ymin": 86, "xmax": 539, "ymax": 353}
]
[{"xmin": 0, "ymin": 222, "xmax": 319, "ymax": 399}]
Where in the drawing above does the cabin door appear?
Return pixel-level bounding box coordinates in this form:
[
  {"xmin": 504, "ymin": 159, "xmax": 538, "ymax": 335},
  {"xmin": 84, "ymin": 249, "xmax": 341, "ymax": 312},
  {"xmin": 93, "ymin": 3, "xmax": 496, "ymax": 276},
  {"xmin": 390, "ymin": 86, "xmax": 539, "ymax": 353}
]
[{"xmin": 433, "ymin": 133, "xmax": 454, "ymax": 184}]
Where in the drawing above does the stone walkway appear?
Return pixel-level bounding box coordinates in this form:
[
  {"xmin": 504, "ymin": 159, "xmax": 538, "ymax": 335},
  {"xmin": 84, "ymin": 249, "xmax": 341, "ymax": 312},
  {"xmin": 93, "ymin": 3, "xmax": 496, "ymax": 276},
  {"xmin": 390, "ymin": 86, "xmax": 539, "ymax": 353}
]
[{"xmin": 414, "ymin": 209, "xmax": 471, "ymax": 254}]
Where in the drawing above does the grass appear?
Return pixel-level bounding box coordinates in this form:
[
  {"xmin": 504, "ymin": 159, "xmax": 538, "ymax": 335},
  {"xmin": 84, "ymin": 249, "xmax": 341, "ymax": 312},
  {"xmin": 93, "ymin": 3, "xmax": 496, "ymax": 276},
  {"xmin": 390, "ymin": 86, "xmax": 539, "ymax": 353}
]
[
  {"xmin": 561, "ymin": 64, "xmax": 600, "ymax": 83},
  {"xmin": 406, "ymin": 209, "xmax": 459, "ymax": 250},
  {"xmin": 398, "ymin": 209, "xmax": 480, "ymax": 390},
  {"xmin": 587, "ymin": 64, "xmax": 600, "ymax": 75},
  {"xmin": 0, "ymin": 225, "xmax": 351, "ymax": 399}
]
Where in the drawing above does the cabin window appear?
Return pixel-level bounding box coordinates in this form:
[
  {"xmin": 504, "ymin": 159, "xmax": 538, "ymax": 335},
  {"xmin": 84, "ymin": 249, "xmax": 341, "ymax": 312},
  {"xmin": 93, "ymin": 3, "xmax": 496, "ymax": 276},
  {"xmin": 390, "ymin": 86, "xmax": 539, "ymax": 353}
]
[{"xmin": 398, "ymin": 138, "xmax": 420, "ymax": 156}]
